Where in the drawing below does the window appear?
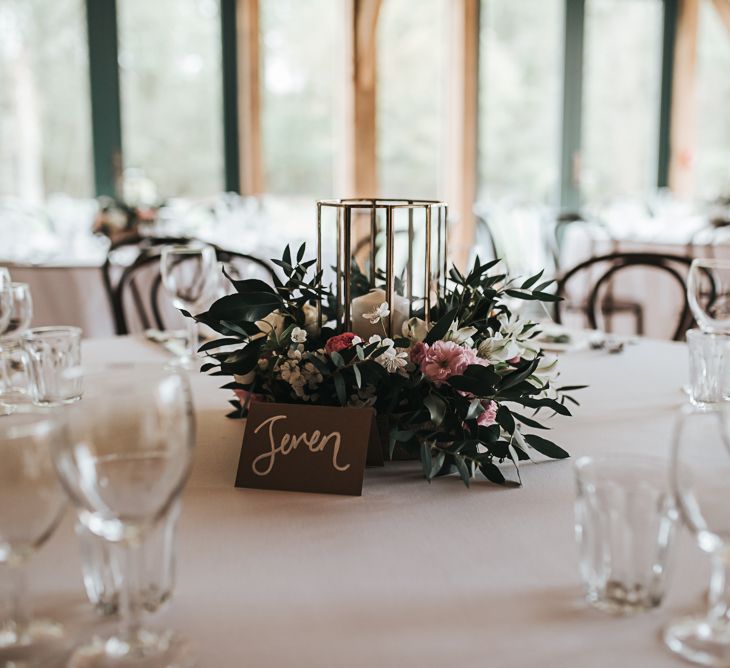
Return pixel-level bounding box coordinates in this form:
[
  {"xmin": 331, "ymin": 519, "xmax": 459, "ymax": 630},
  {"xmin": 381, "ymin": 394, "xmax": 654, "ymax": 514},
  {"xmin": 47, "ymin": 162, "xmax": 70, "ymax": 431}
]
[
  {"xmin": 260, "ymin": 0, "xmax": 343, "ymax": 198},
  {"xmin": 0, "ymin": 0, "xmax": 93, "ymax": 202},
  {"xmin": 695, "ymin": 0, "xmax": 730, "ymax": 201},
  {"xmin": 118, "ymin": 0, "xmax": 224, "ymax": 200},
  {"xmin": 377, "ymin": 0, "xmax": 449, "ymax": 198},
  {"xmin": 477, "ymin": 0, "xmax": 563, "ymax": 205},
  {"xmin": 581, "ymin": 0, "xmax": 663, "ymax": 204}
]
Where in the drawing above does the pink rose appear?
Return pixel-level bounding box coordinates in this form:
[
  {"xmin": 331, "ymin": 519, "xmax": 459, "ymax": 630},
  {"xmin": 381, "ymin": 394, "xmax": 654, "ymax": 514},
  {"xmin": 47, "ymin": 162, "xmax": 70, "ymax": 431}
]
[
  {"xmin": 420, "ymin": 341, "xmax": 479, "ymax": 384},
  {"xmin": 410, "ymin": 341, "xmax": 430, "ymax": 365},
  {"xmin": 325, "ymin": 332, "xmax": 358, "ymax": 353},
  {"xmin": 477, "ymin": 400, "xmax": 498, "ymax": 427}
]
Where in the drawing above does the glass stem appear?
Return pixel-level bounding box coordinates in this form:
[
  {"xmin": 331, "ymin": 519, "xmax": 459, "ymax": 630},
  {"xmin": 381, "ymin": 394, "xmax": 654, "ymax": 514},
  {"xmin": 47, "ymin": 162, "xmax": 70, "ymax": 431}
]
[
  {"xmin": 708, "ymin": 552, "xmax": 730, "ymax": 624},
  {"xmin": 9, "ymin": 564, "xmax": 31, "ymax": 640},
  {"xmin": 186, "ymin": 318, "xmax": 198, "ymax": 361},
  {"xmin": 118, "ymin": 540, "xmax": 144, "ymax": 647}
]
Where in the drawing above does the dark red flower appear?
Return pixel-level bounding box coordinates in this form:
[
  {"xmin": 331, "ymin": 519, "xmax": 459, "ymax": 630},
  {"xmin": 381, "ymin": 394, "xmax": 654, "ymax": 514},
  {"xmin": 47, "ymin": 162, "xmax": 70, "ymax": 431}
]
[{"xmin": 325, "ymin": 332, "xmax": 358, "ymax": 354}]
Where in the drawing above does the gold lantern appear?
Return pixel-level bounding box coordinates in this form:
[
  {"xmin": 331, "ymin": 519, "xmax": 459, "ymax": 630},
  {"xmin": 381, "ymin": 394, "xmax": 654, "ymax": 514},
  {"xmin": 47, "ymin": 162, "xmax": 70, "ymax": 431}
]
[{"xmin": 316, "ymin": 198, "xmax": 448, "ymax": 338}]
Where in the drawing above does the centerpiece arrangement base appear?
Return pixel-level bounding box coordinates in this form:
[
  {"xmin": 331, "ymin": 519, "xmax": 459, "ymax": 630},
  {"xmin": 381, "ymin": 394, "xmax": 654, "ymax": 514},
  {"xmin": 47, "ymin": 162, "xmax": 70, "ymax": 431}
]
[
  {"xmin": 67, "ymin": 628, "xmax": 196, "ymax": 668},
  {"xmin": 665, "ymin": 617, "xmax": 730, "ymax": 667}
]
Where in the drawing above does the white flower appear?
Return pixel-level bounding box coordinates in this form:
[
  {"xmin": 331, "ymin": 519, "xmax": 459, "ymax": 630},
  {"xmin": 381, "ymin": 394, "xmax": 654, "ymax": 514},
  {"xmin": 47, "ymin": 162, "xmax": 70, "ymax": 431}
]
[
  {"xmin": 478, "ymin": 333, "xmax": 521, "ymax": 364},
  {"xmin": 302, "ymin": 302, "xmax": 321, "ymax": 337},
  {"xmin": 446, "ymin": 322, "xmax": 478, "ymax": 346},
  {"xmin": 253, "ymin": 310, "xmax": 285, "ymax": 340},
  {"xmin": 363, "ymin": 301, "xmax": 390, "ymax": 324},
  {"xmin": 402, "ymin": 317, "xmax": 430, "ymax": 342},
  {"xmin": 291, "ymin": 327, "xmax": 307, "ymax": 343},
  {"xmin": 377, "ymin": 348, "xmax": 409, "ymax": 373}
]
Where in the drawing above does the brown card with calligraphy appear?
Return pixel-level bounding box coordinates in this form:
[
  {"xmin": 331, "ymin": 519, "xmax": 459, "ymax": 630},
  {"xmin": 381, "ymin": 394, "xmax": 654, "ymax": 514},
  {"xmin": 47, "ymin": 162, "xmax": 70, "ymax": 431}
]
[{"xmin": 235, "ymin": 402, "xmax": 380, "ymax": 496}]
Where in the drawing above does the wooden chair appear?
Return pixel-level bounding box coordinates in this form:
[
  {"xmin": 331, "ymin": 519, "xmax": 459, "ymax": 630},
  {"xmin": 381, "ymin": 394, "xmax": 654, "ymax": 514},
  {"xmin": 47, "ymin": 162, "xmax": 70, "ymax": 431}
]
[
  {"xmin": 103, "ymin": 236, "xmax": 276, "ymax": 334},
  {"xmin": 555, "ymin": 252, "xmax": 695, "ymax": 341}
]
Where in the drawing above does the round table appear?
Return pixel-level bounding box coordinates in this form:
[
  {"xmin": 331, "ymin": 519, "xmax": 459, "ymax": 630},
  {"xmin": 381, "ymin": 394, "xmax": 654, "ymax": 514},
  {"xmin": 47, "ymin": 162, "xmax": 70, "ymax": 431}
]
[{"xmin": 12, "ymin": 335, "xmax": 707, "ymax": 667}]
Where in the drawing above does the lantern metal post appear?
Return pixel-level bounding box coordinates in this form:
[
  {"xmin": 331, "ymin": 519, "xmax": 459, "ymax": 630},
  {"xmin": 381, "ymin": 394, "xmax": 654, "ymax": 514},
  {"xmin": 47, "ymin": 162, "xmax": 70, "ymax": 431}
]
[
  {"xmin": 343, "ymin": 206, "xmax": 353, "ymax": 331},
  {"xmin": 316, "ymin": 201, "xmax": 323, "ymax": 329}
]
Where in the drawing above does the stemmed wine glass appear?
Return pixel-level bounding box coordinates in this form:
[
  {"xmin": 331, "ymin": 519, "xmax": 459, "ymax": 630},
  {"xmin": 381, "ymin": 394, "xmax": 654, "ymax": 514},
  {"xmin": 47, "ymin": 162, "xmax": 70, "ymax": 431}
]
[
  {"xmin": 0, "ymin": 282, "xmax": 33, "ymax": 406},
  {"xmin": 665, "ymin": 404, "xmax": 730, "ymax": 666},
  {"xmin": 0, "ymin": 268, "xmax": 11, "ymax": 335},
  {"xmin": 160, "ymin": 243, "xmax": 216, "ymax": 368},
  {"xmin": 53, "ymin": 365, "xmax": 196, "ymax": 667},
  {"xmin": 688, "ymin": 259, "xmax": 730, "ymax": 334},
  {"xmin": 0, "ymin": 413, "xmax": 67, "ymax": 656}
]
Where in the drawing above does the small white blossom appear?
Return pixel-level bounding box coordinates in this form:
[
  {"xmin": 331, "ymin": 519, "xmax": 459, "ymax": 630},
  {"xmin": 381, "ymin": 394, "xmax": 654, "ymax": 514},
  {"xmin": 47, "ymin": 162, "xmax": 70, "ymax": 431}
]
[
  {"xmin": 363, "ymin": 301, "xmax": 390, "ymax": 324},
  {"xmin": 291, "ymin": 327, "xmax": 307, "ymax": 344}
]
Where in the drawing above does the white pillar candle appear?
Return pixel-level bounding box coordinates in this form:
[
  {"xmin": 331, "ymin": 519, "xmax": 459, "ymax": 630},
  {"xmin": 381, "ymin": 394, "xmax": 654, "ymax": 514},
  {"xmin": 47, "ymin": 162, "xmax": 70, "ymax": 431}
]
[{"xmin": 350, "ymin": 288, "xmax": 410, "ymax": 340}]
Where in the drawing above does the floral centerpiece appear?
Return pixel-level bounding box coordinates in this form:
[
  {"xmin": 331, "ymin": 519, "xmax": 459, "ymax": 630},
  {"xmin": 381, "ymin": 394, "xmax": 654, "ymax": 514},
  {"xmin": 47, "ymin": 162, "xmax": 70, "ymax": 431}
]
[{"xmin": 191, "ymin": 245, "xmax": 583, "ymax": 487}]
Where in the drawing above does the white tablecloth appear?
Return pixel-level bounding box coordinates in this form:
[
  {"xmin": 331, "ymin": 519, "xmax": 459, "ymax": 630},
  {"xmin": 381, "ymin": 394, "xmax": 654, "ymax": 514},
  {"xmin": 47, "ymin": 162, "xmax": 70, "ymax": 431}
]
[{"xmin": 4, "ymin": 336, "xmax": 710, "ymax": 667}]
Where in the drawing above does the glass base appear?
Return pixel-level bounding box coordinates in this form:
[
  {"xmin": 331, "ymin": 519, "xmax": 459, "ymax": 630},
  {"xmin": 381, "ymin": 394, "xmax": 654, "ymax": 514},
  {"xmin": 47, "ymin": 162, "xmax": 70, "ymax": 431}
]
[
  {"xmin": 665, "ymin": 616, "xmax": 730, "ymax": 666},
  {"xmin": 585, "ymin": 582, "xmax": 661, "ymax": 616},
  {"xmin": 0, "ymin": 618, "xmax": 64, "ymax": 649},
  {"xmin": 67, "ymin": 629, "xmax": 196, "ymax": 668},
  {"xmin": 0, "ymin": 388, "xmax": 31, "ymax": 408}
]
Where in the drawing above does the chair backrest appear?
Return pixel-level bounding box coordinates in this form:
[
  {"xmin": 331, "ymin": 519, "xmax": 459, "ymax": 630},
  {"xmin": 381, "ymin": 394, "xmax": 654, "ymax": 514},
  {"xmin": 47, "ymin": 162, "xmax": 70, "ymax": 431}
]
[
  {"xmin": 106, "ymin": 238, "xmax": 276, "ymax": 334},
  {"xmin": 101, "ymin": 235, "xmax": 192, "ymax": 334},
  {"xmin": 555, "ymin": 252, "xmax": 695, "ymax": 341}
]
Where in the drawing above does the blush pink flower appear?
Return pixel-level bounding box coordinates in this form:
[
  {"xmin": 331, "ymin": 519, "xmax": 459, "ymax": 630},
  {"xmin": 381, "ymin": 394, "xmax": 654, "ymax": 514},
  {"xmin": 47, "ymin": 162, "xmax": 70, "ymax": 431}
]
[
  {"xmin": 420, "ymin": 341, "xmax": 478, "ymax": 384},
  {"xmin": 410, "ymin": 341, "xmax": 430, "ymax": 365},
  {"xmin": 477, "ymin": 400, "xmax": 498, "ymax": 427}
]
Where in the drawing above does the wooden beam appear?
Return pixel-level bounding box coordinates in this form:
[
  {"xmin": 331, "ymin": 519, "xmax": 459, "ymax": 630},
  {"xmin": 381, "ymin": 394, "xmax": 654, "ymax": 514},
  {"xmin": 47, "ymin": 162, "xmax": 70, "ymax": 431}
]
[
  {"xmin": 444, "ymin": 0, "xmax": 480, "ymax": 270},
  {"xmin": 341, "ymin": 0, "xmax": 381, "ymax": 197},
  {"xmin": 236, "ymin": 0, "xmax": 264, "ymax": 195},
  {"xmin": 668, "ymin": 0, "xmax": 700, "ymax": 197},
  {"xmin": 712, "ymin": 0, "xmax": 730, "ymax": 35}
]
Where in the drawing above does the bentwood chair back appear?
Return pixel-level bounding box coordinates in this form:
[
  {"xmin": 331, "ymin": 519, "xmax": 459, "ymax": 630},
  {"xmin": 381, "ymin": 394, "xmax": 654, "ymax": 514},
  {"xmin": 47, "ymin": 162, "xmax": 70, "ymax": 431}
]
[
  {"xmin": 555, "ymin": 252, "xmax": 695, "ymax": 341},
  {"xmin": 103, "ymin": 236, "xmax": 276, "ymax": 335}
]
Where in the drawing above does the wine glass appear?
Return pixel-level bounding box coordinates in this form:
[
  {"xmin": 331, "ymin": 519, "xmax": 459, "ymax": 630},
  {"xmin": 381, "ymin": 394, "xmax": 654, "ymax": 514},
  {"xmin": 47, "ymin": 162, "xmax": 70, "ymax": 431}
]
[
  {"xmin": 53, "ymin": 365, "xmax": 196, "ymax": 667},
  {"xmin": 665, "ymin": 404, "xmax": 730, "ymax": 666},
  {"xmin": 160, "ymin": 243, "xmax": 216, "ymax": 368},
  {"xmin": 0, "ymin": 268, "xmax": 12, "ymax": 342},
  {"xmin": 0, "ymin": 412, "xmax": 67, "ymax": 654},
  {"xmin": 0, "ymin": 282, "xmax": 34, "ymax": 406},
  {"xmin": 688, "ymin": 259, "xmax": 730, "ymax": 334}
]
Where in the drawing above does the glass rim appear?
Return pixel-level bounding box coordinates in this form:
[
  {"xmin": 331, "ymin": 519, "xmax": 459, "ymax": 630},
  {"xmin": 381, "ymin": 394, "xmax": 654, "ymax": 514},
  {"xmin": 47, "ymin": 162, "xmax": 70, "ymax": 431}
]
[
  {"xmin": 690, "ymin": 258, "xmax": 730, "ymax": 270},
  {"xmin": 686, "ymin": 328, "xmax": 730, "ymax": 340},
  {"xmin": 22, "ymin": 325, "xmax": 82, "ymax": 339},
  {"xmin": 161, "ymin": 241, "xmax": 215, "ymax": 255},
  {"xmin": 574, "ymin": 453, "xmax": 670, "ymax": 472}
]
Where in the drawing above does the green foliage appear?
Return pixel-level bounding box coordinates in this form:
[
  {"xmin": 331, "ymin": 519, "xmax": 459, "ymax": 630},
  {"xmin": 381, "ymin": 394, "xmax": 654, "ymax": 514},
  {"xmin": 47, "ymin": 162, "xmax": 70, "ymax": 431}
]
[{"xmin": 188, "ymin": 245, "xmax": 584, "ymax": 488}]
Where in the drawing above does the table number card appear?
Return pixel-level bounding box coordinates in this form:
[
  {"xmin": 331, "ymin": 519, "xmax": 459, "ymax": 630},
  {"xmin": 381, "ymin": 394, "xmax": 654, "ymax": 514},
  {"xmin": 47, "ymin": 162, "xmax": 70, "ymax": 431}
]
[{"xmin": 235, "ymin": 403, "xmax": 381, "ymax": 496}]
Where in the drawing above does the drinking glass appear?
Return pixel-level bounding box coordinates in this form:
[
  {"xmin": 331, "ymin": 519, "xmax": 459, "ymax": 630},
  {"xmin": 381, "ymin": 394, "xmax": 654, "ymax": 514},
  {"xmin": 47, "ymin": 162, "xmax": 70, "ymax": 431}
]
[
  {"xmin": 53, "ymin": 365, "xmax": 196, "ymax": 667},
  {"xmin": 77, "ymin": 501, "xmax": 181, "ymax": 617},
  {"xmin": 688, "ymin": 259, "xmax": 730, "ymax": 334},
  {"xmin": 0, "ymin": 282, "xmax": 34, "ymax": 406},
  {"xmin": 0, "ymin": 267, "xmax": 11, "ymax": 335},
  {"xmin": 687, "ymin": 329, "xmax": 730, "ymax": 405},
  {"xmin": 574, "ymin": 454, "xmax": 677, "ymax": 615},
  {"xmin": 22, "ymin": 326, "xmax": 82, "ymax": 406},
  {"xmin": 665, "ymin": 405, "xmax": 730, "ymax": 666},
  {"xmin": 160, "ymin": 243, "xmax": 216, "ymax": 368},
  {"xmin": 0, "ymin": 413, "xmax": 67, "ymax": 651}
]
